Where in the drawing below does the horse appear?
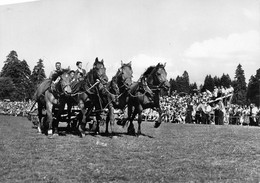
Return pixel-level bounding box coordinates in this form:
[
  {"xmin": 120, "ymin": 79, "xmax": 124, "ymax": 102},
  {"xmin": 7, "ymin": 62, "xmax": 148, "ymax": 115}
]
[
  {"xmin": 78, "ymin": 60, "xmax": 133, "ymax": 136},
  {"xmin": 64, "ymin": 57, "xmax": 109, "ymax": 136},
  {"xmin": 125, "ymin": 63, "xmax": 170, "ymax": 136},
  {"xmin": 113, "ymin": 61, "xmax": 133, "ymax": 109},
  {"xmin": 34, "ymin": 69, "xmax": 72, "ymax": 136},
  {"xmin": 101, "ymin": 61, "xmax": 133, "ymax": 134}
]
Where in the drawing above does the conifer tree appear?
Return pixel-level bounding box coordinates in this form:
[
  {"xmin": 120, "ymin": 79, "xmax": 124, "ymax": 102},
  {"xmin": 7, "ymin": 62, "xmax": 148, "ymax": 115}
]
[
  {"xmin": 203, "ymin": 75, "xmax": 214, "ymax": 92},
  {"xmin": 176, "ymin": 71, "xmax": 190, "ymax": 94},
  {"xmin": 220, "ymin": 73, "xmax": 232, "ymax": 88},
  {"xmin": 30, "ymin": 59, "xmax": 46, "ymax": 87},
  {"xmin": 0, "ymin": 51, "xmax": 32, "ymax": 100},
  {"xmin": 247, "ymin": 68, "xmax": 260, "ymax": 106},
  {"xmin": 232, "ymin": 64, "xmax": 247, "ymax": 105}
]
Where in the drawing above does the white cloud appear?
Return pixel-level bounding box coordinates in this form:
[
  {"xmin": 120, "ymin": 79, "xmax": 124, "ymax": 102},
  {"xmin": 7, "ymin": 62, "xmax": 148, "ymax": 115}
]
[
  {"xmin": 183, "ymin": 31, "xmax": 260, "ymax": 84},
  {"xmin": 0, "ymin": 0, "xmax": 39, "ymax": 6},
  {"xmin": 243, "ymin": 8, "xmax": 260, "ymax": 22},
  {"xmin": 184, "ymin": 30, "xmax": 260, "ymax": 60},
  {"xmin": 129, "ymin": 54, "xmax": 175, "ymax": 81}
]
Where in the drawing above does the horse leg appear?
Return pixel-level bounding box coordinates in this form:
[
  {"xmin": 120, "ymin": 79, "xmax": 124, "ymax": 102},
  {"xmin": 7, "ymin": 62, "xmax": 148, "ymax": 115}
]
[
  {"xmin": 106, "ymin": 104, "xmax": 114, "ymax": 135},
  {"xmin": 55, "ymin": 100, "xmax": 65, "ymax": 135},
  {"xmin": 137, "ymin": 105, "xmax": 143, "ymax": 136},
  {"xmin": 37, "ymin": 103, "xmax": 43, "ymax": 134},
  {"xmin": 78, "ymin": 109, "xmax": 87, "ymax": 137},
  {"xmin": 95, "ymin": 112, "xmax": 102, "ymax": 135},
  {"xmin": 105, "ymin": 114, "xmax": 110, "ymax": 135},
  {"xmin": 66, "ymin": 102, "xmax": 72, "ymax": 132},
  {"xmin": 45, "ymin": 101, "xmax": 54, "ymax": 135},
  {"xmin": 77, "ymin": 99, "xmax": 87, "ymax": 137},
  {"xmin": 127, "ymin": 107, "xmax": 138, "ymax": 135},
  {"xmin": 154, "ymin": 107, "xmax": 162, "ymax": 128}
]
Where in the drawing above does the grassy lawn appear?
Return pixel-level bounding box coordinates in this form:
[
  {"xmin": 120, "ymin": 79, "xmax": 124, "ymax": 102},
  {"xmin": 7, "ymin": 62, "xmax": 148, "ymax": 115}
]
[{"xmin": 0, "ymin": 115, "xmax": 259, "ymax": 182}]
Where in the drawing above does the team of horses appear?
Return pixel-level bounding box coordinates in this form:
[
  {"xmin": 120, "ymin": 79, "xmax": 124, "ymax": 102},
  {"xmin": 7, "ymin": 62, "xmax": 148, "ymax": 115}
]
[{"xmin": 34, "ymin": 57, "xmax": 170, "ymax": 137}]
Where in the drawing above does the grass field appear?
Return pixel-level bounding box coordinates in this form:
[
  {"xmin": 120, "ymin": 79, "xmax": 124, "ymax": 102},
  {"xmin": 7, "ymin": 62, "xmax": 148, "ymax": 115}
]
[{"xmin": 0, "ymin": 115, "xmax": 259, "ymax": 183}]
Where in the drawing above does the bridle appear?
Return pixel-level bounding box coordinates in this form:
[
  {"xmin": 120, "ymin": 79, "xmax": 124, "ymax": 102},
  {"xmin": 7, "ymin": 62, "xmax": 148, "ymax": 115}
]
[
  {"xmin": 146, "ymin": 64, "xmax": 167, "ymax": 91},
  {"xmin": 118, "ymin": 66, "xmax": 133, "ymax": 90},
  {"xmin": 55, "ymin": 73, "xmax": 71, "ymax": 96}
]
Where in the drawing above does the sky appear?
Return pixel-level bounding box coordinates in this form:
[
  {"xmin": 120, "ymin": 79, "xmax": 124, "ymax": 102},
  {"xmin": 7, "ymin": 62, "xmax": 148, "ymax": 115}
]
[{"xmin": 0, "ymin": 0, "xmax": 259, "ymax": 85}]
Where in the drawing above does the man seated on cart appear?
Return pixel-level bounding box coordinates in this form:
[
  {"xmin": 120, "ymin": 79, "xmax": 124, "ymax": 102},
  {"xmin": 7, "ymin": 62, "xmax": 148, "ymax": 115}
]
[{"xmin": 49, "ymin": 61, "xmax": 64, "ymax": 90}]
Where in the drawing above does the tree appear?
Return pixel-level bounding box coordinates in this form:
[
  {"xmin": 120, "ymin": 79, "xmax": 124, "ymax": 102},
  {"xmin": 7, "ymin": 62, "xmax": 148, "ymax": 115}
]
[
  {"xmin": 0, "ymin": 51, "xmax": 32, "ymax": 101},
  {"xmin": 176, "ymin": 71, "xmax": 190, "ymax": 94},
  {"xmin": 232, "ymin": 64, "xmax": 247, "ymax": 105},
  {"xmin": 189, "ymin": 82, "xmax": 198, "ymax": 94},
  {"xmin": 213, "ymin": 76, "xmax": 221, "ymax": 87},
  {"xmin": 30, "ymin": 59, "xmax": 46, "ymax": 90},
  {"xmin": 203, "ymin": 75, "xmax": 214, "ymax": 92},
  {"xmin": 247, "ymin": 68, "xmax": 260, "ymax": 106},
  {"xmin": 0, "ymin": 77, "xmax": 16, "ymax": 100},
  {"xmin": 169, "ymin": 78, "xmax": 177, "ymax": 95},
  {"xmin": 220, "ymin": 73, "xmax": 232, "ymax": 88}
]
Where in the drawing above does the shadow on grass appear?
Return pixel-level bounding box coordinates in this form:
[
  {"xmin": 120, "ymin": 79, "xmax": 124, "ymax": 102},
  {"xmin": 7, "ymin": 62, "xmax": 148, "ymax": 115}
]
[
  {"xmin": 89, "ymin": 131, "xmax": 155, "ymax": 139},
  {"xmin": 55, "ymin": 126, "xmax": 155, "ymax": 138}
]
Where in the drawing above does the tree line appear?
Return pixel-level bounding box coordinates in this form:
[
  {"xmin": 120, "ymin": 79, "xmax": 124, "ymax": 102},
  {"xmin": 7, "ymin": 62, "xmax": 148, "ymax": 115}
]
[
  {"xmin": 1, "ymin": 50, "xmax": 260, "ymax": 106},
  {"xmin": 0, "ymin": 51, "xmax": 46, "ymax": 101}
]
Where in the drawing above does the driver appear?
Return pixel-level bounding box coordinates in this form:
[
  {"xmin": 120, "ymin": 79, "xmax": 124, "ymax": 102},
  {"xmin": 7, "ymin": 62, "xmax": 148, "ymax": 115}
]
[{"xmin": 49, "ymin": 62, "xmax": 63, "ymax": 90}]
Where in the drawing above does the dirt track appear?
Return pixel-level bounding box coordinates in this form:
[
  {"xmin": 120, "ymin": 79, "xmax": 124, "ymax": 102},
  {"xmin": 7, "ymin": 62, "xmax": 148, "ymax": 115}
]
[{"xmin": 0, "ymin": 115, "xmax": 260, "ymax": 182}]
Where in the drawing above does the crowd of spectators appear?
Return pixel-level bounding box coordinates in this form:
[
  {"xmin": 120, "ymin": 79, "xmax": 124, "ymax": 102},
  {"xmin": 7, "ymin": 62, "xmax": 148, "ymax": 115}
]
[
  {"xmin": 143, "ymin": 85, "xmax": 260, "ymax": 126},
  {"xmin": 0, "ymin": 100, "xmax": 35, "ymax": 117},
  {"xmin": 1, "ymin": 85, "xmax": 260, "ymax": 127}
]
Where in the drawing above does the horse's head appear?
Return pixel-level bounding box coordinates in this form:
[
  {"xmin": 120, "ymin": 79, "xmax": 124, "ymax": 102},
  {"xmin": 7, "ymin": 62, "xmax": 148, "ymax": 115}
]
[
  {"xmin": 117, "ymin": 61, "xmax": 133, "ymax": 89},
  {"xmin": 58, "ymin": 69, "xmax": 72, "ymax": 95},
  {"xmin": 93, "ymin": 57, "xmax": 108, "ymax": 85},
  {"xmin": 145, "ymin": 63, "xmax": 170, "ymax": 91}
]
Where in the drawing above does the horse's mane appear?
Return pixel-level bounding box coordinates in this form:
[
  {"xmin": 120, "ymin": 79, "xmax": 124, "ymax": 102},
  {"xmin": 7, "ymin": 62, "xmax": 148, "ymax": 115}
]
[
  {"xmin": 85, "ymin": 68, "xmax": 94, "ymax": 81},
  {"xmin": 115, "ymin": 69, "xmax": 121, "ymax": 78},
  {"xmin": 142, "ymin": 66, "xmax": 156, "ymax": 77},
  {"xmin": 142, "ymin": 63, "xmax": 165, "ymax": 78}
]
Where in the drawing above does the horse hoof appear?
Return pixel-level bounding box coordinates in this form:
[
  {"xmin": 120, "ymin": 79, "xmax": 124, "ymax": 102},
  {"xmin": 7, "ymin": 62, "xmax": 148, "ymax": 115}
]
[
  {"xmin": 47, "ymin": 129, "xmax": 53, "ymax": 135},
  {"xmin": 79, "ymin": 133, "xmax": 85, "ymax": 138},
  {"xmin": 154, "ymin": 122, "xmax": 161, "ymax": 128}
]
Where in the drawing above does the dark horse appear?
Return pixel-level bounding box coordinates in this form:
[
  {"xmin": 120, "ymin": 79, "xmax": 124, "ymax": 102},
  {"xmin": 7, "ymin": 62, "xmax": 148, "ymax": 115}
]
[
  {"xmin": 78, "ymin": 60, "xmax": 133, "ymax": 136},
  {"xmin": 125, "ymin": 63, "xmax": 170, "ymax": 136},
  {"xmin": 34, "ymin": 69, "xmax": 72, "ymax": 136},
  {"xmin": 102, "ymin": 61, "xmax": 133, "ymax": 134},
  {"xmin": 65, "ymin": 58, "xmax": 109, "ymax": 136}
]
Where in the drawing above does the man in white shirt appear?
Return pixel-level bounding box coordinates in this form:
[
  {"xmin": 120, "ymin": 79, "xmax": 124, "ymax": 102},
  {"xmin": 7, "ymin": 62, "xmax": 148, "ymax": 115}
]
[{"xmin": 75, "ymin": 61, "xmax": 86, "ymax": 80}]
